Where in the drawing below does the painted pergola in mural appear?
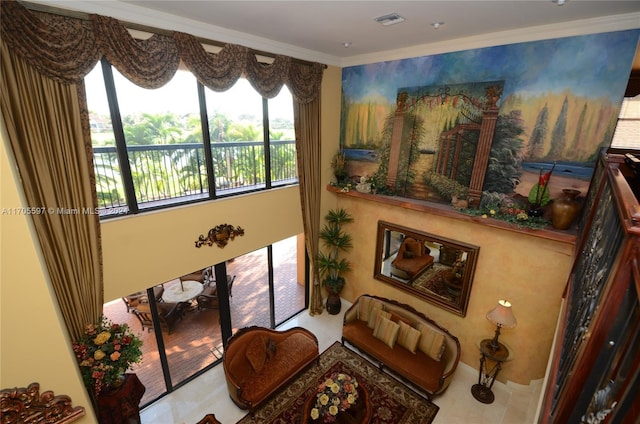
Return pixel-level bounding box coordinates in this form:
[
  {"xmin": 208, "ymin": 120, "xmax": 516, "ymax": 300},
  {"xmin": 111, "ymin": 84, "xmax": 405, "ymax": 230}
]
[{"xmin": 387, "ymin": 84, "xmax": 502, "ymax": 206}]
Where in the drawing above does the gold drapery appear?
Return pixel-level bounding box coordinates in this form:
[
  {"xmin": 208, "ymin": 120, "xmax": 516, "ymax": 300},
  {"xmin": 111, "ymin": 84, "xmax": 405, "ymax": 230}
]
[
  {"xmin": 294, "ymin": 97, "xmax": 324, "ymax": 315},
  {"xmin": 1, "ymin": 0, "xmax": 325, "ymax": 338},
  {"xmin": 0, "ymin": 38, "xmax": 102, "ymax": 340}
]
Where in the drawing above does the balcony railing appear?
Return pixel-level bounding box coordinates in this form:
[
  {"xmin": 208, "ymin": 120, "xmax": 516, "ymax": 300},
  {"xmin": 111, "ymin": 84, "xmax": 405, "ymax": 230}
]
[{"xmin": 93, "ymin": 140, "xmax": 297, "ymax": 216}]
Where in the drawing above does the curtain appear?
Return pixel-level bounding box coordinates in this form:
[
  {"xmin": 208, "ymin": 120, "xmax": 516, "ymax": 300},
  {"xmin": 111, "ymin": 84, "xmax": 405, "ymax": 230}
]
[
  {"xmin": 294, "ymin": 98, "xmax": 324, "ymax": 315},
  {"xmin": 289, "ymin": 62, "xmax": 325, "ymax": 315},
  {"xmin": 0, "ymin": 38, "xmax": 102, "ymax": 340},
  {"xmin": 1, "ymin": 0, "xmax": 326, "ymax": 336}
]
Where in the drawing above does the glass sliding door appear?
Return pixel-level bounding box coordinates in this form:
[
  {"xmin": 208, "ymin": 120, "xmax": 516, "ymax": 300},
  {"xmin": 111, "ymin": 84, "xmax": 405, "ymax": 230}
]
[
  {"xmin": 161, "ymin": 276, "xmax": 223, "ymax": 391},
  {"xmin": 273, "ymin": 235, "xmax": 306, "ymax": 326},
  {"xmin": 101, "ymin": 234, "xmax": 306, "ymax": 407},
  {"xmin": 227, "ymin": 247, "xmax": 272, "ymax": 330}
]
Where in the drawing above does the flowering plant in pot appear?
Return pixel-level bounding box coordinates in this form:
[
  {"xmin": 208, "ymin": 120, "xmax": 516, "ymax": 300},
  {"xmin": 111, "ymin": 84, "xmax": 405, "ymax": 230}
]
[
  {"xmin": 72, "ymin": 316, "xmax": 143, "ymax": 395},
  {"xmin": 528, "ymin": 163, "xmax": 556, "ymax": 217},
  {"xmin": 309, "ymin": 372, "xmax": 359, "ymax": 422},
  {"xmin": 316, "ymin": 208, "xmax": 353, "ymax": 314}
]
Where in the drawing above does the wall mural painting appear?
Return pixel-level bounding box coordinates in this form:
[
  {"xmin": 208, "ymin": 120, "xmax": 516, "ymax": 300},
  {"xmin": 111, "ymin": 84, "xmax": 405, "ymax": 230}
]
[{"xmin": 339, "ymin": 30, "xmax": 640, "ymax": 212}]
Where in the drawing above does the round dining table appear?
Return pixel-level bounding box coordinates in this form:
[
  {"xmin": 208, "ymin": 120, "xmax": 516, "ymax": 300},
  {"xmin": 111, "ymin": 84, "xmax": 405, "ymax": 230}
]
[{"xmin": 162, "ymin": 280, "xmax": 204, "ymax": 303}]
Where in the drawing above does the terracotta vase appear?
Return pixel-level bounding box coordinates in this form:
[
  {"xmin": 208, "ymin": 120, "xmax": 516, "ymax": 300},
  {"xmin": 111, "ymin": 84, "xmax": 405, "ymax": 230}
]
[{"xmin": 551, "ymin": 189, "xmax": 582, "ymax": 230}]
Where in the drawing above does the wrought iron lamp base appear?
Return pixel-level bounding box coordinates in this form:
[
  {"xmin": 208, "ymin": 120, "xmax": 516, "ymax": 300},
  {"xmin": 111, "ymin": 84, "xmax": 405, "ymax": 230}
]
[{"xmin": 471, "ymin": 383, "xmax": 495, "ymax": 404}]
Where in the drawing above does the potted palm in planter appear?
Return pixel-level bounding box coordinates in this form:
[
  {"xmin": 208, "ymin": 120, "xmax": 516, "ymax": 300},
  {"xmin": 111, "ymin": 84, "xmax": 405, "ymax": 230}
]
[{"xmin": 316, "ymin": 208, "xmax": 354, "ymax": 314}]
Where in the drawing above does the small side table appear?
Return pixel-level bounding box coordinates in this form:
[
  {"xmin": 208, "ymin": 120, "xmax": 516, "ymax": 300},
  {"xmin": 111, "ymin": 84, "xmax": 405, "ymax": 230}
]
[
  {"xmin": 471, "ymin": 339, "xmax": 510, "ymax": 404},
  {"xmin": 96, "ymin": 373, "xmax": 145, "ymax": 424}
]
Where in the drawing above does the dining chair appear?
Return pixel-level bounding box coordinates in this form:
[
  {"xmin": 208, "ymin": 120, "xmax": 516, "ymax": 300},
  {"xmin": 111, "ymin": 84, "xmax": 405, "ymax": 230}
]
[
  {"xmin": 122, "ymin": 285, "xmax": 165, "ymax": 312},
  {"xmin": 133, "ymin": 301, "xmax": 187, "ymax": 334},
  {"xmin": 196, "ymin": 275, "xmax": 236, "ymax": 310}
]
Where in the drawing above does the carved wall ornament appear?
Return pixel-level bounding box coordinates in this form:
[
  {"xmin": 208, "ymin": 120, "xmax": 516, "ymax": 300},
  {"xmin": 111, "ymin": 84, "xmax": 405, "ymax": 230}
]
[
  {"xmin": 195, "ymin": 224, "xmax": 245, "ymax": 248},
  {"xmin": 0, "ymin": 382, "xmax": 85, "ymax": 424}
]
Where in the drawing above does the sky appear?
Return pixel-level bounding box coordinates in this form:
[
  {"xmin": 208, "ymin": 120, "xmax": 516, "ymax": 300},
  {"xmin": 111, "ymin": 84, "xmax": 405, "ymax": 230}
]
[{"xmin": 341, "ymin": 29, "xmax": 640, "ymax": 106}]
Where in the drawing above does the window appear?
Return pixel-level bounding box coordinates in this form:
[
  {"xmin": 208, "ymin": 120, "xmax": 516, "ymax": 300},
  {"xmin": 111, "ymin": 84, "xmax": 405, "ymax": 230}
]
[
  {"xmin": 611, "ymin": 95, "xmax": 640, "ymax": 150},
  {"xmin": 86, "ymin": 59, "xmax": 297, "ymax": 217}
]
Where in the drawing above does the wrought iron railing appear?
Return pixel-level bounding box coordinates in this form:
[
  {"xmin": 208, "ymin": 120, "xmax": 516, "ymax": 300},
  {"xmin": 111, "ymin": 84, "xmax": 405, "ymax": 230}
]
[{"xmin": 93, "ymin": 140, "xmax": 297, "ymax": 215}]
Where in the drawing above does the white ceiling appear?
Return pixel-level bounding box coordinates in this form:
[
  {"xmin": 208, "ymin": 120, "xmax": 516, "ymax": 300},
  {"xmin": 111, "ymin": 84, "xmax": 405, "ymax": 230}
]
[{"xmin": 29, "ymin": 1, "xmax": 640, "ymax": 67}]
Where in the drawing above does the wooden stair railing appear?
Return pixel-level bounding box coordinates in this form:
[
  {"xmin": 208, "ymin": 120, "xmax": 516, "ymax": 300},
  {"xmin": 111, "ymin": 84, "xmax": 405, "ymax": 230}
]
[{"xmin": 1, "ymin": 382, "xmax": 85, "ymax": 424}]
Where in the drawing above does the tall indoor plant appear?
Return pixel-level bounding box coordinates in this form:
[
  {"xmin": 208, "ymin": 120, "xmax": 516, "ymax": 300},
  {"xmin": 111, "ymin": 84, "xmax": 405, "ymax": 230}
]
[{"xmin": 316, "ymin": 208, "xmax": 354, "ymax": 314}]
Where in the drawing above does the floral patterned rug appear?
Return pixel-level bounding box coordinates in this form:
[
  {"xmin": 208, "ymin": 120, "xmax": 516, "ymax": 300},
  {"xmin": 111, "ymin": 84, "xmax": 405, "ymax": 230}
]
[
  {"xmin": 412, "ymin": 263, "xmax": 456, "ymax": 302},
  {"xmin": 236, "ymin": 341, "xmax": 439, "ymax": 424}
]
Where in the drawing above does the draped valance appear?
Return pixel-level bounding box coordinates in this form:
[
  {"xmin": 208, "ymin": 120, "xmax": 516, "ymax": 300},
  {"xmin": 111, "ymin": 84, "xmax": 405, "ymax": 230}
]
[{"xmin": 0, "ymin": 0, "xmax": 324, "ymax": 102}]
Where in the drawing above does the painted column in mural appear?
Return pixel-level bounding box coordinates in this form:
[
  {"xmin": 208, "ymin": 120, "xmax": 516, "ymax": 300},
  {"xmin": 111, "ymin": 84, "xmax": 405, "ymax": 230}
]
[{"xmin": 467, "ymin": 86, "xmax": 501, "ymax": 206}]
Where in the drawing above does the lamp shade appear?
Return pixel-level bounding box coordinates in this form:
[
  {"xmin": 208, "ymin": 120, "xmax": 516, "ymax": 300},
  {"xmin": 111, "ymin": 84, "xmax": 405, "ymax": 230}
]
[{"xmin": 486, "ymin": 300, "xmax": 517, "ymax": 329}]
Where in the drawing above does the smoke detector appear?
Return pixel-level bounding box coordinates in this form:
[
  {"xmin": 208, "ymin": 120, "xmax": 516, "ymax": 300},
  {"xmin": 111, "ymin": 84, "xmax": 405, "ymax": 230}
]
[{"xmin": 374, "ymin": 13, "xmax": 406, "ymax": 26}]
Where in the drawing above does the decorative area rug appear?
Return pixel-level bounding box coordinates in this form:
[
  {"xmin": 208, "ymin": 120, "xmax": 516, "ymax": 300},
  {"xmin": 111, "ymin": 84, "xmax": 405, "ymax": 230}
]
[
  {"xmin": 412, "ymin": 263, "xmax": 456, "ymax": 302},
  {"xmin": 236, "ymin": 342, "xmax": 439, "ymax": 424}
]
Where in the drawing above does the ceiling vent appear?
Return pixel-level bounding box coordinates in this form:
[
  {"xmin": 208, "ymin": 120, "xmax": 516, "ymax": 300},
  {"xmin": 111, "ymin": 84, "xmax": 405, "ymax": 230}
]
[{"xmin": 374, "ymin": 13, "xmax": 406, "ymax": 26}]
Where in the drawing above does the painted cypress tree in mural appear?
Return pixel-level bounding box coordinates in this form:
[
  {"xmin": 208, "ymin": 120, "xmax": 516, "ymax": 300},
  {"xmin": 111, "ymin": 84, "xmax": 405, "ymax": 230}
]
[
  {"xmin": 528, "ymin": 103, "xmax": 548, "ymax": 159},
  {"xmin": 483, "ymin": 110, "xmax": 525, "ymax": 193},
  {"xmin": 547, "ymin": 96, "xmax": 569, "ymax": 160},
  {"xmin": 568, "ymin": 103, "xmax": 588, "ymax": 154}
]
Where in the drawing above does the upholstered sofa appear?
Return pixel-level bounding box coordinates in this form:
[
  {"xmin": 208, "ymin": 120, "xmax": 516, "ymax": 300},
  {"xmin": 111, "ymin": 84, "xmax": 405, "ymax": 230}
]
[
  {"xmin": 391, "ymin": 237, "xmax": 435, "ymax": 280},
  {"xmin": 223, "ymin": 326, "xmax": 319, "ymax": 410},
  {"xmin": 342, "ymin": 295, "xmax": 460, "ymax": 397}
]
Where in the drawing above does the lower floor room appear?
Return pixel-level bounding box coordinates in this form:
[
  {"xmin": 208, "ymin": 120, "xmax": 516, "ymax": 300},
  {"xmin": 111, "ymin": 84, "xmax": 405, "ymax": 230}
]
[{"xmin": 140, "ymin": 300, "xmax": 542, "ymax": 424}]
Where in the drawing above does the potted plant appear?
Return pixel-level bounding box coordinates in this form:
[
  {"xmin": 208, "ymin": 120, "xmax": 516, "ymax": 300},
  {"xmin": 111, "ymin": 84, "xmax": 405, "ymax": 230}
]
[
  {"xmin": 316, "ymin": 208, "xmax": 354, "ymax": 314},
  {"xmin": 330, "ymin": 151, "xmax": 349, "ymax": 186},
  {"xmin": 72, "ymin": 316, "xmax": 143, "ymax": 396}
]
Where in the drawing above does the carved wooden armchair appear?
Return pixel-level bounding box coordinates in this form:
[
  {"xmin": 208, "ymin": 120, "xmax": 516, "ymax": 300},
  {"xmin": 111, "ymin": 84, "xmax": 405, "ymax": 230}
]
[
  {"xmin": 132, "ymin": 301, "xmax": 187, "ymax": 334},
  {"xmin": 196, "ymin": 275, "xmax": 236, "ymax": 311},
  {"xmin": 122, "ymin": 285, "xmax": 164, "ymax": 312},
  {"xmin": 390, "ymin": 237, "xmax": 435, "ymax": 280}
]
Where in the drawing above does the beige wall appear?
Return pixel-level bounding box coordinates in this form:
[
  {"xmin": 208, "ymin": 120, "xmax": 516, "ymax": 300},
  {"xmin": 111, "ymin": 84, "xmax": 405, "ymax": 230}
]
[
  {"xmin": 0, "ymin": 123, "xmax": 96, "ymax": 422},
  {"xmin": 319, "ymin": 65, "xmax": 342, "ymax": 215},
  {"xmin": 101, "ymin": 187, "xmax": 304, "ymax": 300},
  {"xmin": 335, "ymin": 194, "xmax": 574, "ymax": 385}
]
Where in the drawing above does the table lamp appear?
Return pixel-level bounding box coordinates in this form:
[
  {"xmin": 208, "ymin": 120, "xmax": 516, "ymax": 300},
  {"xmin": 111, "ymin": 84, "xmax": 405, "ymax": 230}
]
[{"xmin": 486, "ymin": 300, "xmax": 517, "ymax": 352}]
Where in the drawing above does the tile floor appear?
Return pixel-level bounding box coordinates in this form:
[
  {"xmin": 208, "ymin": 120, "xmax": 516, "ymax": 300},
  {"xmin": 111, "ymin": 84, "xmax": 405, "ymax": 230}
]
[{"xmin": 140, "ymin": 300, "xmax": 542, "ymax": 424}]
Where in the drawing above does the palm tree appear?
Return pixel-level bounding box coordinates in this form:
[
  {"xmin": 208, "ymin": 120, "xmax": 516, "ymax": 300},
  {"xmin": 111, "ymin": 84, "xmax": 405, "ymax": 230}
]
[{"xmin": 316, "ymin": 208, "xmax": 354, "ymax": 314}]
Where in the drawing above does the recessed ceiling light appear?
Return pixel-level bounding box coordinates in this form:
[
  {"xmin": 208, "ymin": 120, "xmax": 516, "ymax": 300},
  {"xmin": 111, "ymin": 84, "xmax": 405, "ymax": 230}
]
[
  {"xmin": 374, "ymin": 13, "xmax": 406, "ymax": 26},
  {"xmin": 552, "ymin": 0, "xmax": 567, "ymax": 5},
  {"xmin": 342, "ymin": 42, "xmax": 352, "ymax": 48},
  {"xmin": 431, "ymin": 21, "xmax": 445, "ymax": 29}
]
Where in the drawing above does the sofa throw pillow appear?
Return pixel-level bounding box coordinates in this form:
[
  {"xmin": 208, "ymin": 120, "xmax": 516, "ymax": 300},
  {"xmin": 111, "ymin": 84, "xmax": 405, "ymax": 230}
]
[
  {"xmin": 368, "ymin": 309, "xmax": 391, "ymax": 330},
  {"xmin": 397, "ymin": 321, "xmax": 421, "ymax": 354},
  {"xmin": 373, "ymin": 316, "xmax": 400, "ymax": 348},
  {"xmin": 390, "ymin": 311, "xmax": 413, "ymax": 327},
  {"xmin": 357, "ymin": 297, "xmax": 383, "ymax": 323},
  {"xmin": 245, "ymin": 335, "xmax": 267, "ymax": 373},
  {"xmin": 417, "ymin": 324, "xmax": 446, "ymax": 361}
]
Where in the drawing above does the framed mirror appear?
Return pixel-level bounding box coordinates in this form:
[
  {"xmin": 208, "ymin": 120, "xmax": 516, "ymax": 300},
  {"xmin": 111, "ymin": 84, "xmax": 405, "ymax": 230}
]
[{"xmin": 374, "ymin": 220, "xmax": 479, "ymax": 316}]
